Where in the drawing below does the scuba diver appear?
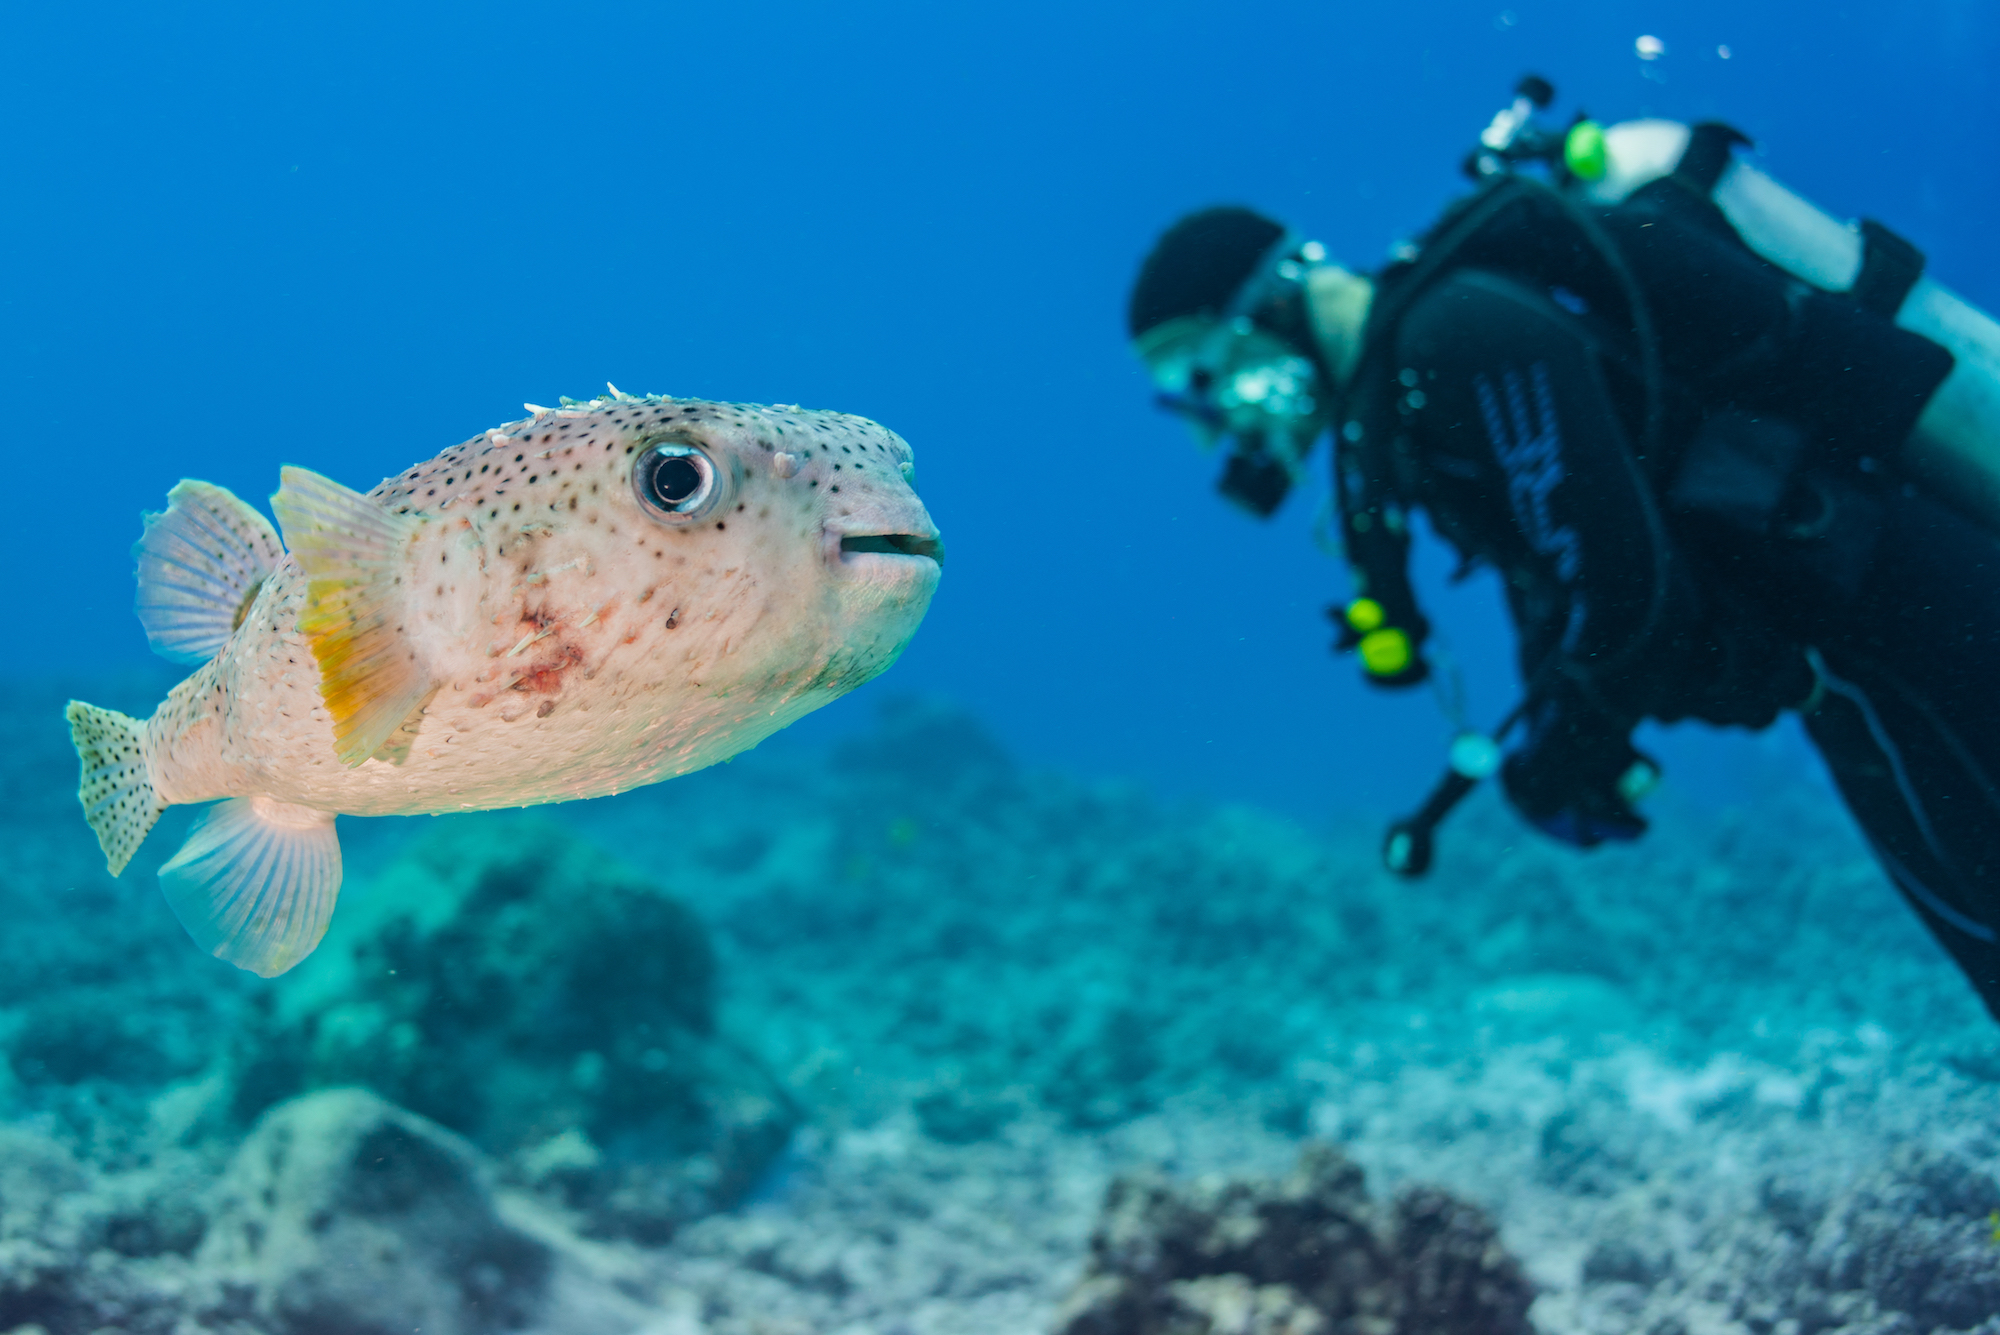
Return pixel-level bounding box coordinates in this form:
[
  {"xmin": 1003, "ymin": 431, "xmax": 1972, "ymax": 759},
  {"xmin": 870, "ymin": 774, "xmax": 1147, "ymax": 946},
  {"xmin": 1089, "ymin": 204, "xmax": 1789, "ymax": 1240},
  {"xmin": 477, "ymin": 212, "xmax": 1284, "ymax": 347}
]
[{"xmin": 1128, "ymin": 77, "xmax": 2000, "ymax": 1020}]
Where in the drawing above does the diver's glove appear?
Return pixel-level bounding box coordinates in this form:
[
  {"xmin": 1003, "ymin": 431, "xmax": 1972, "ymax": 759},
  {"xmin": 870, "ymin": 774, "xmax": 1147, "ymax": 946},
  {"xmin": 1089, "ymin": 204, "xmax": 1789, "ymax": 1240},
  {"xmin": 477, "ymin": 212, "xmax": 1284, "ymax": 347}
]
[{"xmin": 1500, "ymin": 702, "xmax": 1659, "ymax": 848}]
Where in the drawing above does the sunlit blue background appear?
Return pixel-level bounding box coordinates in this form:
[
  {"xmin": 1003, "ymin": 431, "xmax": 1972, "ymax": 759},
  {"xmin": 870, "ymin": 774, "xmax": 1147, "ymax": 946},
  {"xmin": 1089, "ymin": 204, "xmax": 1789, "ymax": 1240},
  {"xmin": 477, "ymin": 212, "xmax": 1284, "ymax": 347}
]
[{"xmin": 6, "ymin": 0, "xmax": 1994, "ymax": 821}]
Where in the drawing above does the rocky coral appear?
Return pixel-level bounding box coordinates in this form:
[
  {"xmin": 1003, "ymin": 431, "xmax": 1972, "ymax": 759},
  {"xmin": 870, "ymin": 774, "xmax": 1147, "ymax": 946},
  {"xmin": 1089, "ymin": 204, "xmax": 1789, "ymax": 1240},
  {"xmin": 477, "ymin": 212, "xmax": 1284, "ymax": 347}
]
[
  {"xmin": 230, "ymin": 821, "xmax": 798, "ymax": 1243},
  {"xmin": 0, "ymin": 1126, "xmax": 196, "ymax": 1333},
  {"xmin": 1052, "ymin": 1142, "xmax": 1533, "ymax": 1335},
  {"xmin": 1567, "ymin": 1138, "xmax": 2000, "ymax": 1335},
  {"xmin": 199, "ymin": 1088, "xmax": 553, "ymax": 1334},
  {"xmin": 7, "ymin": 685, "xmax": 2000, "ymax": 1333}
]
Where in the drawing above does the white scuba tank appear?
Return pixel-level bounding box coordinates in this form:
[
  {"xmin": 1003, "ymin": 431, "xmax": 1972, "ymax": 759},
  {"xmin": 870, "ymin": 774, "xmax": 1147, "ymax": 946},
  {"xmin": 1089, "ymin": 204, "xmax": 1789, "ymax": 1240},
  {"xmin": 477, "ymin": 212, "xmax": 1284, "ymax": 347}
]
[{"xmin": 1577, "ymin": 119, "xmax": 2000, "ymax": 532}]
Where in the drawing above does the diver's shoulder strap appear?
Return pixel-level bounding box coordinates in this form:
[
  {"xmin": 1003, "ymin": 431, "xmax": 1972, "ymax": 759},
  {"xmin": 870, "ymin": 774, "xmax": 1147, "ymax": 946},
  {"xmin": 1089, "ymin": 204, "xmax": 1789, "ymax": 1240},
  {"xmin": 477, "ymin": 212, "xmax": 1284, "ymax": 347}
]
[
  {"xmin": 1668, "ymin": 122, "xmax": 1752, "ymax": 194},
  {"xmin": 1324, "ymin": 186, "xmax": 1541, "ymax": 689},
  {"xmin": 1665, "ymin": 121, "xmax": 1929, "ymax": 320},
  {"xmin": 1853, "ymin": 220, "xmax": 1927, "ymax": 320},
  {"xmin": 1332, "ymin": 175, "xmax": 1669, "ymax": 691},
  {"xmin": 1330, "ymin": 179, "xmax": 1562, "ymax": 685}
]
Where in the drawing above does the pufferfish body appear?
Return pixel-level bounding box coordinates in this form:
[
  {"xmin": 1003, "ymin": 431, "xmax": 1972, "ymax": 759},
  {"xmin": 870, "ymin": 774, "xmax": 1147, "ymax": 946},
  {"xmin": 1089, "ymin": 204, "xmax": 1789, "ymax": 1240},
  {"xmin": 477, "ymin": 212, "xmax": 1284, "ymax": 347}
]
[{"xmin": 66, "ymin": 392, "xmax": 942, "ymax": 977}]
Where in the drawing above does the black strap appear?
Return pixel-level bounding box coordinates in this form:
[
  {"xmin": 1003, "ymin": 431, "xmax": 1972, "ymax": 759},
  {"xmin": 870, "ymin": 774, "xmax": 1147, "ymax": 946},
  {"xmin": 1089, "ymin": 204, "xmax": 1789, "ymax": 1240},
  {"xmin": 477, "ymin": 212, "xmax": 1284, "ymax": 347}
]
[
  {"xmin": 1853, "ymin": 219, "xmax": 1927, "ymax": 318},
  {"xmin": 1665, "ymin": 122, "xmax": 1924, "ymax": 318},
  {"xmin": 1331, "ymin": 181, "xmax": 1559, "ymax": 669},
  {"xmin": 1670, "ymin": 122, "xmax": 1753, "ymax": 195},
  {"xmin": 1337, "ymin": 177, "xmax": 1672, "ymax": 684}
]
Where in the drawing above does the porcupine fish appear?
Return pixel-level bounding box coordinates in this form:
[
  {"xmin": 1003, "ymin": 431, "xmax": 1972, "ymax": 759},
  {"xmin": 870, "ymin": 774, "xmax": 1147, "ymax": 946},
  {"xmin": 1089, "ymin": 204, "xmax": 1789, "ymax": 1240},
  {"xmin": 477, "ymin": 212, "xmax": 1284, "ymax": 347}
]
[{"xmin": 66, "ymin": 390, "xmax": 942, "ymax": 977}]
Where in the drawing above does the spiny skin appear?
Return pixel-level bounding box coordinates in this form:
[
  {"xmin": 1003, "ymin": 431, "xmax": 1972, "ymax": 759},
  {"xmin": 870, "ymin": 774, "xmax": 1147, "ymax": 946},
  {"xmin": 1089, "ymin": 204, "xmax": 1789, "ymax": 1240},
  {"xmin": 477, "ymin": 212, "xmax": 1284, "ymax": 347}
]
[{"xmin": 143, "ymin": 397, "xmax": 940, "ymax": 816}]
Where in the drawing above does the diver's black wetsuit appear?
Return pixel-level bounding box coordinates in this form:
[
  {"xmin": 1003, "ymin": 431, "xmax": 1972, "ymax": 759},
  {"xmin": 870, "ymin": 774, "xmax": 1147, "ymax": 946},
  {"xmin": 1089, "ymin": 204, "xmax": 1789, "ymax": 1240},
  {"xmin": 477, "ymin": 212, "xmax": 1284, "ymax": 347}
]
[{"xmin": 1334, "ymin": 154, "xmax": 2000, "ymax": 1018}]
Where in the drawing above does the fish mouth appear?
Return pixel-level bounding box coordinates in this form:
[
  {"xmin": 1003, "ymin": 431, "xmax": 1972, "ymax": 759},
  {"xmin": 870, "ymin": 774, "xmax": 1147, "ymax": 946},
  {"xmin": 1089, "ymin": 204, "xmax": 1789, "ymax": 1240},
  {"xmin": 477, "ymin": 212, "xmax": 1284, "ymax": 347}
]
[{"xmin": 838, "ymin": 533, "xmax": 944, "ymax": 565}]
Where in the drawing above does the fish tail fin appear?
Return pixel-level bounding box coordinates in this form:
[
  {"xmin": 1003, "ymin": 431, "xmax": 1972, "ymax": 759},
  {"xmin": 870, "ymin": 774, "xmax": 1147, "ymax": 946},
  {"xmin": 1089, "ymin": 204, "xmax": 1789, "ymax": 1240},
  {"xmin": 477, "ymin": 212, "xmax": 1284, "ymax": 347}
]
[
  {"xmin": 65, "ymin": 701, "xmax": 168, "ymax": 876},
  {"xmin": 159, "ymin": 796, "xmax": 342, "ymax": 978}
]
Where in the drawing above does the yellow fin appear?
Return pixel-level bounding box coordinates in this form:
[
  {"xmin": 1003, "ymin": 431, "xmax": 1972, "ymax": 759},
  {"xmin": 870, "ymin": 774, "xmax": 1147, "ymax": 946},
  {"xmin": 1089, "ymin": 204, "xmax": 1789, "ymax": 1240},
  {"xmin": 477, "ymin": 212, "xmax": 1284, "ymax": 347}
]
[{"xmin": 271, "ymin": 466, "xmax": 432, "ymax": 767}]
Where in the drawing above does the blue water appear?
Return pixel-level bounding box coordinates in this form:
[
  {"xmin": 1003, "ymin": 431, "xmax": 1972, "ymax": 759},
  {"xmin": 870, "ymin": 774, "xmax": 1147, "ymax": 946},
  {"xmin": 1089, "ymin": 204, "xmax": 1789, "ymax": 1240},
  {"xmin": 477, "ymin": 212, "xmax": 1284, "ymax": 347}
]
[
  {"xmin": 8, "ymin": 0, "xmax": 1991, "ymax": 816},
  {"xmin": 5, "ymin": 3, "xmax": 2000, "ymax": 1330}
]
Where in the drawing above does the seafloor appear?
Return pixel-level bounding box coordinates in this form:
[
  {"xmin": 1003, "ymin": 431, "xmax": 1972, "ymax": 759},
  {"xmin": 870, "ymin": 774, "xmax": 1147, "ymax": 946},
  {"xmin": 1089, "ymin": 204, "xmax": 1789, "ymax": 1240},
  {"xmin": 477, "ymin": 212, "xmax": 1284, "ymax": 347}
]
[{"xmin": 4, "ymin": 672, "xmax": 1998, "ymax": 1334}]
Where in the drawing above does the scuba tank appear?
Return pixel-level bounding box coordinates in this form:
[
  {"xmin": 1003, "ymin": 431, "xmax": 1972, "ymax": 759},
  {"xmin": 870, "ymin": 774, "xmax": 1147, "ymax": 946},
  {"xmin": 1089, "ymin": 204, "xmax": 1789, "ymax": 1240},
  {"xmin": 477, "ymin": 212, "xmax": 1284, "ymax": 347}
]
[{"xmin": 1573, "ymin": 117, "xmax": 2000, "ymax": 534}]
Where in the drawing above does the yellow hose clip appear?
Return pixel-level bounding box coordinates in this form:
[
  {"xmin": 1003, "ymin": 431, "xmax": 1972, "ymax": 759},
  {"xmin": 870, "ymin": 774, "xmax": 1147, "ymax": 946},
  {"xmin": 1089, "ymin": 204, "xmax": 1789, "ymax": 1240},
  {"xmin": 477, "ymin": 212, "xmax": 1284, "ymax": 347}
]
[
  {"xmin": 1345, "ymin": 598, "xmax": 1386, "ymax": 632},
  {"xmin": 1359, "ymin": 627, "xmax": 1413, "ymax": 677}
]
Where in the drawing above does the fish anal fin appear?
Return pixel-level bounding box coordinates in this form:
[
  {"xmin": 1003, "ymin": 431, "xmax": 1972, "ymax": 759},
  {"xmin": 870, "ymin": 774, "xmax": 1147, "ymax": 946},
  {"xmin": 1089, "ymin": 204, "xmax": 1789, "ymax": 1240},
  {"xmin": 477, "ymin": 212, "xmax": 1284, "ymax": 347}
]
[
  {"xmin": 158, "ymin": 796, "xmax": 342, "ymax": 978},
  {"xmin": 134, "ymin": 480, "xmax": 284, "ymax": 665},
  {"xmin": 271, "ymin": 466, "xmax": 433, "ymax": 767},
  {"xmin": 66, "ymin": 701, "xmax": 167, "ymax": 875}
]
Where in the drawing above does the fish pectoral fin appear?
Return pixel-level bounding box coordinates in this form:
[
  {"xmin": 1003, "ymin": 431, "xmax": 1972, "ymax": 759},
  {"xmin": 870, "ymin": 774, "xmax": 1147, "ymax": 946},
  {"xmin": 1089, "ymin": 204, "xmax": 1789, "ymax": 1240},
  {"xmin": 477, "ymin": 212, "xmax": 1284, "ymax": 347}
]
[
  {"xmin": 134, "ymin": 480, "xmax": 285, "ymax": 665},
  {"xmin": 158, "ymin": 796, "xmax": 342, "ymax": 978},
  {"xmin": 271, "ymin": 466, "xmax": 433, "ymax": 767}
]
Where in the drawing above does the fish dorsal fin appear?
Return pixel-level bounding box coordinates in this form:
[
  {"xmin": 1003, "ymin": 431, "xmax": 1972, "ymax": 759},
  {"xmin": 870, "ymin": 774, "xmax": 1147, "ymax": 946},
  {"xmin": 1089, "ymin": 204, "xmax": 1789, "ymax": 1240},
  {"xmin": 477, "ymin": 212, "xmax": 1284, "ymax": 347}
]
[
  {"xmin": 158, "ymin": 795, "xmax": 342, "ymax": 977},
  {"xmin": 134, "ymin": 480, "xmax": 284, "ymax": 664},
  {"xmin": 270, "ymin": 466, "xmax": 432, "ymax": 768}
]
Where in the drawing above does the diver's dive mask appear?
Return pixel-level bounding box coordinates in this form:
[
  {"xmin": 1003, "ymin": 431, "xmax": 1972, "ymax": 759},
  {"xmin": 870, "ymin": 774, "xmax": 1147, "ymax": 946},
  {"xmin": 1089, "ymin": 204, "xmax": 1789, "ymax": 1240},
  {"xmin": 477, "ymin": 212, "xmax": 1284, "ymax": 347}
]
[{"xmin": 1137, "ymin": 237, "xmax": 1331, "ymax": 517}]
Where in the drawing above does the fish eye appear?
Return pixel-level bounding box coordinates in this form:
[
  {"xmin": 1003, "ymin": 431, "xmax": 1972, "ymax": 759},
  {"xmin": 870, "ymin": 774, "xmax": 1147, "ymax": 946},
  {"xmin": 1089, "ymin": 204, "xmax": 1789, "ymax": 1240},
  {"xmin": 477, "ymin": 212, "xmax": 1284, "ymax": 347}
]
[{"xmin": 634, "ymin": 442, "xmax": 721, "ymax": 521}]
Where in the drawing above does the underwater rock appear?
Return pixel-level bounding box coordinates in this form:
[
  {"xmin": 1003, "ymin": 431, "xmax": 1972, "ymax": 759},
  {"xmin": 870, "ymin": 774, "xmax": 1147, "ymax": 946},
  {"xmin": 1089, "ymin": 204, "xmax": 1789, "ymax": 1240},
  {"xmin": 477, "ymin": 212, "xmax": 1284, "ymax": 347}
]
[
  {"xmin": 1581, "ymin": 1137, "xmax": 2000, "ymax": 1335},
  {"xmin": 831, "ymin": 693, "xmax": 1018, "ymax": 793},
  {"xmin": 229, "ymin": 820, "xmax": 798, "ymax": 1241},
  {"xmin": 0, "ymin": 1126, "xmax": 219, "ymax": 1333},
  {"xmin": 1798, "ymin": 1143, "xmax": 2000, "ymax": 1332},
  {"xmin": 913, "ymin": 1076, "xmax": 1022, "ymax": 1144},
  {"xmin": 1050, "ymin": 1141, "xmax": 1532, "ymax": 1335},
  {"xmin": 1534, "ymin": 1102, "xmax": 1651, "ymax": 1196},
  {"xmin": 199, "ymin": 1088, "xmax": 552, "ymax": 1335},
  {"xmin": 1042, "ymin": 1006, "xmax": 1166, "ymax": 1129}
]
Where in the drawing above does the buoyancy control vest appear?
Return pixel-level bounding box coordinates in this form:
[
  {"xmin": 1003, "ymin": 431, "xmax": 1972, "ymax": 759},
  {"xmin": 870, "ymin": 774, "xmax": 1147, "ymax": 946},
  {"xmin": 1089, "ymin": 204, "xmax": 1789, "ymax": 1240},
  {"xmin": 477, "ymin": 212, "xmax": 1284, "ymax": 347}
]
[
  {"xmin": 1331, "ymin": 129, "xmax": 1964, "ymax": 691},
  {"xmin": 1580, "ymin": 119, "xmax": 2000, "ymax": 533}
]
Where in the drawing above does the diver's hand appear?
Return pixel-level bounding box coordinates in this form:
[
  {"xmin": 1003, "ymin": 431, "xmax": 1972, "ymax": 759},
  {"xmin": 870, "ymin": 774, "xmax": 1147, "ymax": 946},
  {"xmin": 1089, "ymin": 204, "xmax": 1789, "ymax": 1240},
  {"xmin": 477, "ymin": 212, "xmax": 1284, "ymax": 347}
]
[{"xmin": 1501, "ymin": 724, "xmax": 1658, "ymax": 849}]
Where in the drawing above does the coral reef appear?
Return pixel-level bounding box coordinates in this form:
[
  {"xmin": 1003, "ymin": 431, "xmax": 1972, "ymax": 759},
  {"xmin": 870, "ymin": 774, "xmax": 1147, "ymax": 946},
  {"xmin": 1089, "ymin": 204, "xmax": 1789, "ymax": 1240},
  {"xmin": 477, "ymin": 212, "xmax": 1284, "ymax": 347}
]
[
  {"xmin": 230, "ymin": 821, "xmax": 799, "ymax": 1242},
  {"xmin": 1565, "ymin": 1137, "xmax": 2000, "ymax": 1335},
  {"xmin": 3, "ymin": 681, "xmax": 2000, "ymax": 1332},
  {"xmin": 1052, "ymin": 1142, "xmax": 1532, "ymax": 1335}
]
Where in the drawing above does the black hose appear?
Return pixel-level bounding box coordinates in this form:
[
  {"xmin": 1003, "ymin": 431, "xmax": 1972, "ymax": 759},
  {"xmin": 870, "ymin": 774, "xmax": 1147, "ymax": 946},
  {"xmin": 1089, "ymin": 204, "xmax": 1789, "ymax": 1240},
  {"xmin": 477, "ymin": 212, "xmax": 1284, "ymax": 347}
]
[{"xmin": 1382, "ymin": 701, "xmax": 1527, "ymax": 877}]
